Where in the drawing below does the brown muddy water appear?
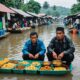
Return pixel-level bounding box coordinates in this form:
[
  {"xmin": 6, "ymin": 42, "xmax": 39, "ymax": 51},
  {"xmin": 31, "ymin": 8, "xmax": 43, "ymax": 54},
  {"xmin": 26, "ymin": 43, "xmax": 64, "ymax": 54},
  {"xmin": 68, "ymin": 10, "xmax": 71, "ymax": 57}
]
[{"xmin": 0, "ymin": 22, "xmax": 80, "ymax": 80}]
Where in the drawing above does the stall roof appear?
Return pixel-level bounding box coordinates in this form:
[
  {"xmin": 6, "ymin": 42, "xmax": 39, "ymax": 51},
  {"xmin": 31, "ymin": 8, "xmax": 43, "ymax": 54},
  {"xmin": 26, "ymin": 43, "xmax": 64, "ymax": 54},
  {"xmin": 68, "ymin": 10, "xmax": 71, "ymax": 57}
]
[
  {"xmin": 26, "ymin": 11, "xmax": 39, "ymax": 17},
  {"xmin": 75, "ymin": 13, "xmax": 80, "ymax": 18},
  {"xmin": 77, "ymin": 12, "xmax": 80, "ymax": 16},
  {"xmin": 47, "ymin": 15, "xmax": 53, "ymax": 19},
  {"xmin": 0, "ymin": 3, "xmax": 15, "ymax": 13},
  {"xmin": 64, "ymin": 13, "xmax": 78, "ymax": 19},
  {"xmin": 10, "ymin": 7, "xmax": 32, "ymax": 17},
  {"xmin": 38, "ymin": 13, "xmax": 47, "ymax": 17},
  {"xmin": 42, "ymin": 15, "xmax": 53, "ymax": 19}
]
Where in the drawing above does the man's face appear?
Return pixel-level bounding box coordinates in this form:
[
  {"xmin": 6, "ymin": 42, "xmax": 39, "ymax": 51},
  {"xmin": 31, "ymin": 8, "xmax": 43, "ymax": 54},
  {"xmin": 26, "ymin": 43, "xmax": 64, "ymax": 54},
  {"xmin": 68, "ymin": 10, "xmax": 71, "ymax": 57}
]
[
  {"xmin": 30, "ymin": 35, "xmax": 38, "ymax": 44},
  {"xmin": 56, "ymin": 31, "xmax": 65, "ymax": 40}
]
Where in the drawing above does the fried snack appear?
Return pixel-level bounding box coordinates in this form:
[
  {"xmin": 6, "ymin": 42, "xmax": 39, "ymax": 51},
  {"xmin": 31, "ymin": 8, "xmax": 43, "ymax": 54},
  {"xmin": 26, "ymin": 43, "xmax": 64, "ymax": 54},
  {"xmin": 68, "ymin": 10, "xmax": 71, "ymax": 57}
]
[
  {"xmin": 52, "ymin": 60, "xmax": 62, "ymax": 66},
  {"xmin": 1, "ymin": 63, "xmax": 16, "ymax": 69},
  {"xmin": 15, "ymin": 65, "xmax": 25, "ymax": 70},
  {"xmin": 19, "ymin": 61, "xmax": 29, "ymax": 65},
  {"xmin": 31, "ymin": 62, "xmax": 40, "ymax": 66},
  {"xmin": 9, "ymin": 60, "xmax": 18, "ymax": 64},
  {"xmin": 25, "ymin": 65, "xmax": 37, "ymax": 70},
  {"xmin": 54, "ymin": 67, "xmax": 66, "ymax": 71},
  {"xmin": 0, "ymin": 58, "xmax": 9, "ymax": 66},
  {"xmin": 40, "ymin": 66, "xmax": 52, "ymax": 71},
  {"xmin": 43, "ymin": 62, "xmax": 51, "ymax": 66}
]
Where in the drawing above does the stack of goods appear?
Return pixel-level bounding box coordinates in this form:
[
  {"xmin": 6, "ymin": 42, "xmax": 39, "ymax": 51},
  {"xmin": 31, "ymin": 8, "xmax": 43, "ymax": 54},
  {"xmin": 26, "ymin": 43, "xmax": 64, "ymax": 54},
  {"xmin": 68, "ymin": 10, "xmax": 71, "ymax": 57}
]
[
  {"xmin": 9, "ymin": 60, "xmax": 18, "ymax": 64},
  {"xmin": 54, "ymin": 67, "xmax": 66, "ymax": 71},
  {"xmin": 0, "ymin": 58, "xmax": 9, "ymax": 66},
  {"xmin": 31, "ymin": 62, "xmax": 40, "ymax": 66},
  {"xmin": 1, "ymin": 63, "xmax": 16, "ymax": 69},
  {"xmin": 0, "ymin": 59, "xmax": 71, "ymax": 75},
  {"xmin": 25, "ymin": 61, "xmax": 41, "ymax": 70},
  {"xmin": 25, "ymin": 65, "xmax": 37, "ymax": 70},
  {"xmin": 18, "ymin": 61, "xmax": 29, "ymax": 65},
  {"xmin": 52, "ymin": 60, "xmax": 62, "ymax": 67},
  {"xmin": 40, "ymin": 60, "xmax": 67, "ymax": 71},
  {"xmin": 15, "ymin": 65, "xmax": 25, "ymax": 70},
  {"xmin": 24, "ymin": 61, "xmax": 41, "ymax": 74},
  {"xmin": 40, "ymin": 66, "xmax": 52, "ymax": 71},
  {"xmin": 52, "ymin": 60, "xmax": 66, "ymax": 71}
]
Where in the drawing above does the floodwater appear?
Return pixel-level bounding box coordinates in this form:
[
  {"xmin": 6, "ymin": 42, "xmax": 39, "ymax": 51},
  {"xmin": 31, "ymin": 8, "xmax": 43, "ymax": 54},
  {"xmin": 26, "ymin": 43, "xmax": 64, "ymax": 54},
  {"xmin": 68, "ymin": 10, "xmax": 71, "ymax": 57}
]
[{"xmin": 0, "ymin": 21, "xmax": 80, "ymax": 80}]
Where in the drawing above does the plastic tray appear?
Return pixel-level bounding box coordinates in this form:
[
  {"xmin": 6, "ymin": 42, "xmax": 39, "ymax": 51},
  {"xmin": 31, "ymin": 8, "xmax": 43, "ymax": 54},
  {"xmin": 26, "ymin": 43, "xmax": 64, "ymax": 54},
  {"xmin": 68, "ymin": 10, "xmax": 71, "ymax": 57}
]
[
  {"xmin": 12, "ymin": 64, "xmax": 26, "ymax": 74},
  {"xmin": 12, "ymin": 69, "xmax": 24, "ymax": 74},
  {"xmin": 0, "ymin": 68, "xmax": 12, "ymax": 73},
  {"xmin": 25, "ymin": 70, "xmax": 37, "ymax": 74},
  {"xmin": 25, "ymin": 65, "xmax": 41, "ymax": 74},
  {"xmin": 18, "ymin": 60, "xmax": 31, "ymax": 66},
  {"xmin": 40, "ymin": 70, "xmax": 69, "ymax": 75},
  {"xmin": 30, "ymin": 61, "xmax": 42, "ymax": 67},
  {"xmin": 40, "ymin": 64, "xmax": 72, "ymax": 75}
]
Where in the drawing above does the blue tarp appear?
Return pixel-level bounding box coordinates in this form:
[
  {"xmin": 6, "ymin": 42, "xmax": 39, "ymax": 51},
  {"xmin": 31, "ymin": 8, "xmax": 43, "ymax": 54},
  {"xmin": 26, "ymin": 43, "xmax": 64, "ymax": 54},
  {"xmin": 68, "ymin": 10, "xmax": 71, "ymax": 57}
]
[{"xmin": 0, "ymin": 30, "xmax": 5, "ymax": 36}]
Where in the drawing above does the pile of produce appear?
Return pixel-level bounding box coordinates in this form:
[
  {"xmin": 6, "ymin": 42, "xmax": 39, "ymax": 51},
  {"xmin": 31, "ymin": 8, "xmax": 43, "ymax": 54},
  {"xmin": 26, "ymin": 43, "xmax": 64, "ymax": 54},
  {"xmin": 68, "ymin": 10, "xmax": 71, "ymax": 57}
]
[
  {"xmin": 1, "ymin": 63, "xmax": 16, "ymax": 69},
  {"xmin": 0, "ymin": 59, "xmax": 71, "ymax": 75},
  {"xmin": 18, "ymin": 61, "xmax": 29, "ymax": 65},
  {"xmin": 9, "ymin": 60, "xmax": 18, "ymax": 64},
  {"xmin": 25, "ymin": 65, "xmax": 37, "ymax": 70},
  {"xmin": 0, "ymin": 58, "xmax": 9, "ymax": 66},
  {"xmin": 52, "ymin": 60, "xmax": 62, "ymax": 66},
  {"xmin": 54, "ymin": 67, "xmax": 66, "ymax": 71},
  {"xmin": 31, "ymin": 62, "xmax": 40, "ymax": 66},
  {"xmin": 15, "ymin": 65, "xmax": 25, "ymax": 70},
  {"xmin": 40, "ymin": 66, "xmax": 52, "ymax": 71},
  {"xmin": 43, "ymin": 62, "xmax": 51, "ymax": 66}
]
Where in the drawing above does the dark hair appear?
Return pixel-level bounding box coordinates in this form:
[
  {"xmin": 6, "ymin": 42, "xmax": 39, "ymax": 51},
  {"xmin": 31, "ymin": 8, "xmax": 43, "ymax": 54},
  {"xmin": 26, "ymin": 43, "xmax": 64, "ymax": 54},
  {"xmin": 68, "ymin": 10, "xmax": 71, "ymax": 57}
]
[
  {"xmin": 30, "ymin": 32, "xmax": 38, "ymax": 38},
  {"xmin": 56, "ymin": 27, "xmax": 64, "ymax": 33}
]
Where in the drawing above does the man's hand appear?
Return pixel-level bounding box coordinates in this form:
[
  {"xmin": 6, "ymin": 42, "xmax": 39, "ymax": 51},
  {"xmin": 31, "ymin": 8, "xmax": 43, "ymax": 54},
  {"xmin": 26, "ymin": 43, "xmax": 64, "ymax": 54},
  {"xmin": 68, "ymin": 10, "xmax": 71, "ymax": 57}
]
[
  {"xmin": 52, "ymin": 52, "xmax": 57, "ymax": 59},
  {"xmin": 29, "ymin": 53, "xmax": 34, "ymax": 59},
  {"xmin": 58, "ymin": 52, "xmax": 64, "ymax": 60},
  {"xmin": 34, "ymin": 53, "xmax": 39, "ymax": 59}
]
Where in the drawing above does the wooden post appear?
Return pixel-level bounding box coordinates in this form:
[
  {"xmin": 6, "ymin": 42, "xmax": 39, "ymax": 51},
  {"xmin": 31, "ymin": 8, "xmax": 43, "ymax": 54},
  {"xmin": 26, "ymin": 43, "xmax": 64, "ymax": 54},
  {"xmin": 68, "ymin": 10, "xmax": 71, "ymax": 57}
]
[{"xmin": 2, "ymin": 14, "xmax": 6, "ymax": 30}]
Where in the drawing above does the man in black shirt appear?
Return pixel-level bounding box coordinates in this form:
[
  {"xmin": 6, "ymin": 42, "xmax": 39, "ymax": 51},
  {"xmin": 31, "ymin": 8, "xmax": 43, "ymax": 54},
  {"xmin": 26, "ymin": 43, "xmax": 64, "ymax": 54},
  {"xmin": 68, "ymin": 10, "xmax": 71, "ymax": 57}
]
[{"xmin": 47, "ymin": 27, "xmax": 75, "ymax": 65}]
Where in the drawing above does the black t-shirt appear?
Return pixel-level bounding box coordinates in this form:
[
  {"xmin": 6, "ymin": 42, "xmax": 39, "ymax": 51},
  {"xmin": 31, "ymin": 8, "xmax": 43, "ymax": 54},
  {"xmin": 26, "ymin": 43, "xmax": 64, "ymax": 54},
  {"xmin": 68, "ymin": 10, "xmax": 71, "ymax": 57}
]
[{"xmin": 30, "ymin": 43, "xmax": 37, "ymax": 55}]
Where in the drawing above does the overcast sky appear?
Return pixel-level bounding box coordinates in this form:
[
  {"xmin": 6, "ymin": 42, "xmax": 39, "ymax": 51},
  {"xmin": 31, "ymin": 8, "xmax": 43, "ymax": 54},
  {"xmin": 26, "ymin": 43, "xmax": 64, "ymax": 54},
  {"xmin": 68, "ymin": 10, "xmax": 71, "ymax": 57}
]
[{"xmin": 25, "ymin": 0, "xmax": 77, "ymax": 8}]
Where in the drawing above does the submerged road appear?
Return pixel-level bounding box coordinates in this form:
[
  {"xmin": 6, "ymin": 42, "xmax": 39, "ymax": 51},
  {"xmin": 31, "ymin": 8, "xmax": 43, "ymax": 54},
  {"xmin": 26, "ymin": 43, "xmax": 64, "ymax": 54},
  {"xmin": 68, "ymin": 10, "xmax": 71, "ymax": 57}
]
[{"xmin": 0, "ymin": 22, "xmax": 80, "ymax": 80}]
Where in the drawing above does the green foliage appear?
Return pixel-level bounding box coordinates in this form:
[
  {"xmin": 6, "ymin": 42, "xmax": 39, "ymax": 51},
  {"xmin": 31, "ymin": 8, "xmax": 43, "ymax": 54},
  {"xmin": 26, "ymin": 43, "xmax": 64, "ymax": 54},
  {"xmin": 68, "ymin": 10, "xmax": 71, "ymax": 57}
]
[
  {"xmin": 40, "ymin": 6, "xmax": 70, "ymax": 17},
  {"xmin": 21, "ymin": 3, "xmax": 27, "ymax": 12},
  {"xmin": 52, "ymin": 5, "xmax": 57, "ymax": 11},
  {"xmin": 43, "ymin": 1, "xmax": 49, "ymax": 9},
  {"xmin": 26, "ymin": 0, "xmax": 41, "ymax": 13},
  {"xmin": 71, "ymin": 0, "xmax": 80, "ymax": 14},
  {"xmin": 0, "ymin": 0, "xmax": 23, "ymax": 9},
  {"xmin": 71, "ymin": 3, "xmax": 80, "ymax": 14},
  {"xmin": 0, "ymin": 0, "xmax": 5, "ymax": 4},
  {"xmin": 0, "ymin": 0, "xmax": 41, "ymax": 13}
]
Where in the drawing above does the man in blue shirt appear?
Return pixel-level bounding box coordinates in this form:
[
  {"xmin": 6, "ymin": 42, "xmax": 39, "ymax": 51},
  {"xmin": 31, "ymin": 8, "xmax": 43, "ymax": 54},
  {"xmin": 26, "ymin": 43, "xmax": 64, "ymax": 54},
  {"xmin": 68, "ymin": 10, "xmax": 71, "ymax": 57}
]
[{"xmin": 22, "ymin": 32, "xmax": 46, "ymax": 61}]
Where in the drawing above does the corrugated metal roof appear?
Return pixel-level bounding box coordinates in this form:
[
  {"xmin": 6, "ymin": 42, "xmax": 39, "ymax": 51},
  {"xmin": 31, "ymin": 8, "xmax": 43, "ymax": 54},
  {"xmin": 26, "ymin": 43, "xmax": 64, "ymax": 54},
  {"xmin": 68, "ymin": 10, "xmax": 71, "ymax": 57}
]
[
  {"xmin": 0, "ymin": 3, "xmax": 15, "ymax": 13},
  {"xmin": 10, "ymin": 7, "xmax": 32, "ymax": 17},
  {"xmin": 26, "ymin": 11, "xmax": 39, "ymax": 17},
  {"xmin": 38, "ymin": 13, "xmax": 46, "ymax": 17}
]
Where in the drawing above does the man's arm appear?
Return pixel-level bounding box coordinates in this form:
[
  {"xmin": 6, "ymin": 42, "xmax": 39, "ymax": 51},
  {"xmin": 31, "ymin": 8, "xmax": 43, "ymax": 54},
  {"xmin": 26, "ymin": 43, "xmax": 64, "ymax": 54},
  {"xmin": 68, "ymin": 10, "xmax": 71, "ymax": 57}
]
[
  {"xmin": 63, "ymin": 39, "xmax": 75, "ymax": 55},
  {"xmin": 47, "ymin": 38, "xmax": 55, "ymax": 54},
  {"xmin": 22, "ymin": 41, "xmax": 30, "ymax": 55},
  {"xmin": 38, "ymin": 41, "xmax": 46, "ymax": 55}
]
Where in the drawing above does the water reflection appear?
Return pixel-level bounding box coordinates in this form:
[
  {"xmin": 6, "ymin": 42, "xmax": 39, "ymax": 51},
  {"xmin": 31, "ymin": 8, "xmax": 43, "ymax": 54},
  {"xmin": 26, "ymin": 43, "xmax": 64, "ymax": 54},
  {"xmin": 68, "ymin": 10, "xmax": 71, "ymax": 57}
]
[{"xmin": 0, "ymin": 73, "xmax": 73, "ymax": 80}]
